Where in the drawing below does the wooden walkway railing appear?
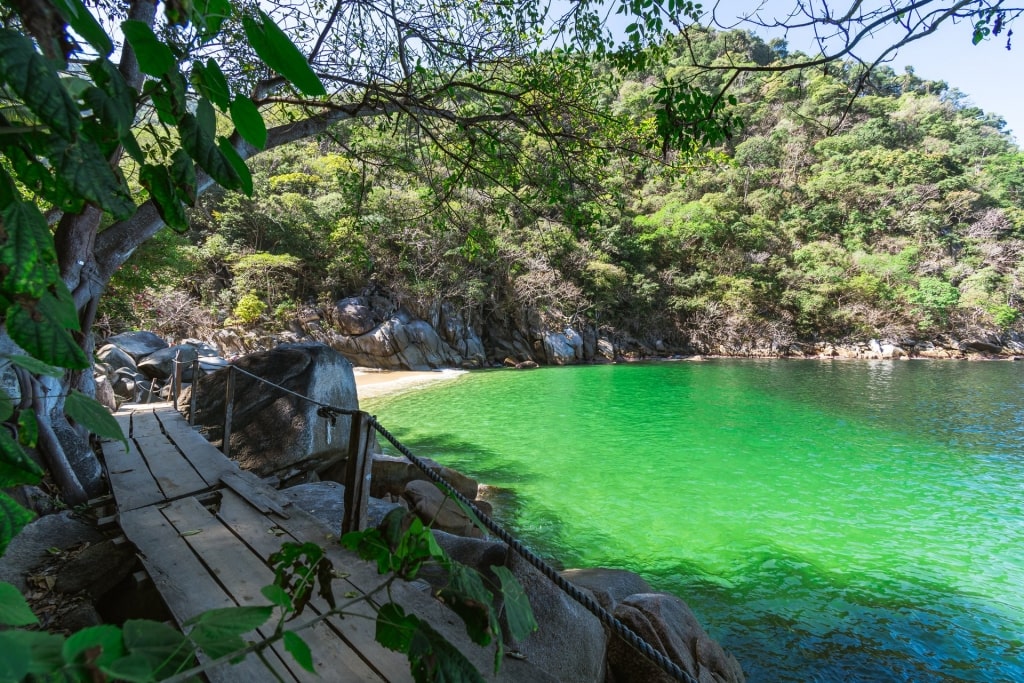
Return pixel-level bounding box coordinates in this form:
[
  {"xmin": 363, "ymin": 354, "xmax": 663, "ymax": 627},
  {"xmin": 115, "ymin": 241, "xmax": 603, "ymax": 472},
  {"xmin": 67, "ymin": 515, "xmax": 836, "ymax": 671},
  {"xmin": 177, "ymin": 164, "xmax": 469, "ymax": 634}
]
[{"xmin": 102, "ymin": 403, "xmax": 413, "ymax": 682}]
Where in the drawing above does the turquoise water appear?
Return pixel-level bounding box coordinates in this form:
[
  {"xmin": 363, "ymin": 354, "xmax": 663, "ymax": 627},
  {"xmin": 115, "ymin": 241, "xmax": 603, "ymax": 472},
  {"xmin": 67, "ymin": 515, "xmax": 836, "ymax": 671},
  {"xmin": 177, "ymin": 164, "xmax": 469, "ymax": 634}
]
[{"xmin": 363, "ymin": 360, "xmax": 1024, "ymax": 682}]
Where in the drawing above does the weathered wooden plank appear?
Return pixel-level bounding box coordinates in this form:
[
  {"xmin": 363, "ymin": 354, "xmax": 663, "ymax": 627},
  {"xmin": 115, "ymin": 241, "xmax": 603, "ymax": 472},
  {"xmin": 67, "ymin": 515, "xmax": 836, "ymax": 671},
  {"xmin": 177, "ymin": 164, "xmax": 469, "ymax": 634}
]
[
  {"xmin": 133, "ymin": 435, "xmax": 210, "ymax": 500},
  {"xmin": 220, "ymin": 470, "xmax": 290, "ymax": 517},
  {"xmin": 162, "ymin": 497, "xmax": 380, "ymax": 682},
  {"xmin": 153, "ymin": 406, "xmax": 241, "ymax": 483},
  {"xmin": 129, "ymin": 409, "xmax": 164, "ymax": 438},
  {"xmin": 101, "ymin": 438, "xmax": 163, "ymax": 511},
  {"xmin": 118, "ymin": 505, "xmax": 271, "ymax": 683},
  {"xmin": 342, "ymin": 412, "xmax": 372, "ymax": 534},
  {"xmin": 214, "ymin": 491, "xmax": 398, "ymax": 683}
]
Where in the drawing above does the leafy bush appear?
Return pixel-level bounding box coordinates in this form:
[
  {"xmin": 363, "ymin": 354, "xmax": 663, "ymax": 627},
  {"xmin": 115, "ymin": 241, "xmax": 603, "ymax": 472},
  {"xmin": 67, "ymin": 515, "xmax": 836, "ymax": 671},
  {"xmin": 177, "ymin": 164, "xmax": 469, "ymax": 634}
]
[{"xmin": 232, "ymin": 293, "xmax": 267, "ymax": 325}]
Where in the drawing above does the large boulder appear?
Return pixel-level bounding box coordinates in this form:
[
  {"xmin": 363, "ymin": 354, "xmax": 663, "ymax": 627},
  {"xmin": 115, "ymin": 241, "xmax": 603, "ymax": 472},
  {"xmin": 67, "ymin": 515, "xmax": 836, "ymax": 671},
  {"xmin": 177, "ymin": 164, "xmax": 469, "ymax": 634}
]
[
  {"xmin": 278, "ymin": 481, "xmax": 404, "ymax": 534},
  {"xmin": 105, "ymin": 331, "xmax": 168, "ymax": 360},
  {"xmin": 138, "ymin": 344, "xmax": 199, "ymax": 380},
  {"xmin": 561, "ymin": 567, "xmax": 653, "ymax": 612},
  {"xmin": 540, "ymin": 331, "xmax": 577, "ymax": 365},
  {"xmin": 607, "ymin": 593, "xmax": 745, "ymax": 683},
  {"xmin": 369, "ymin": 453, "xmax": 479, "ymax": 501},
  {"xmin": 331, "ymin": 310, "xmax": 464, "ymax": 370},
  {"xmin": 402, "ymin": 480, "xmax": 483, "ymax": 538},
  {"xmin": 434, "ymin": 533, "xmax": 608, "ymax": 683},
  {"xmin": 95, "ymin": 344, "xmax": 138, "ymax": 375},
  {"xmin": 0, "ymin": 511, "xmax": 105, "ymax": 592},
  {"xmin": 180, "ymin": 344, "xmax": 358, "ymax": 476},
  {"xmin": 335, "ymin": 297, "xmax": 378, "ymax": 336}
]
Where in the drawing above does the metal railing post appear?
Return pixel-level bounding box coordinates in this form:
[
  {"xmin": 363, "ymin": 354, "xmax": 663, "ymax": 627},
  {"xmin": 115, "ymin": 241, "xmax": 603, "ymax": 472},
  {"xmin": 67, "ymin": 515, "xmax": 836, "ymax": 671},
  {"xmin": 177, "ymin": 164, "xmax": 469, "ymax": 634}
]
[
  {"xmin": 342, "ymin": 411, "xmax": 372, "ymax": 533},
  {"xmin": 222, "ymin": 365, "xmax": 235, "ymax": 458},
  {"xmin": 171, "ymin": 350, "xmax": 183, "ymax": 404}
]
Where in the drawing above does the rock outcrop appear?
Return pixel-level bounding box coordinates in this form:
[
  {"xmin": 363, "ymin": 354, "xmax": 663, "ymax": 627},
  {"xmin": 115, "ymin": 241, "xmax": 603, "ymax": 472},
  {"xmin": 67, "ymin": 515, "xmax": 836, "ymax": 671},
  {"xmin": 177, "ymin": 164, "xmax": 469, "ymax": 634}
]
[{"xmin": 179, "ymin": 343, "xmax": 358, "ymax": 477}]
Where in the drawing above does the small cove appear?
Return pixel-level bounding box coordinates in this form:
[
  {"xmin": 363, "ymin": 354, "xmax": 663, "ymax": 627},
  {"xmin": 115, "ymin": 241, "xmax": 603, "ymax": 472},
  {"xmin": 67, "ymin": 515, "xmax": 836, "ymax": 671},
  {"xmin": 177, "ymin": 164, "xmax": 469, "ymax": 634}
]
[{"xmin": 363, "ymin": 359, "xmax": 1024, "ymax": 682}]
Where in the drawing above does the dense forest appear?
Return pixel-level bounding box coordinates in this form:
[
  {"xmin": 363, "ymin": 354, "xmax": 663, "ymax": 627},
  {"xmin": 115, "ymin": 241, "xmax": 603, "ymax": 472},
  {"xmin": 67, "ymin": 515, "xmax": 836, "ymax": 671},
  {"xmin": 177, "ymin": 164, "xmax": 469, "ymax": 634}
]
[{"xmin": 106, "ymin": 29, "xmax": 1024, "ymax": 355}]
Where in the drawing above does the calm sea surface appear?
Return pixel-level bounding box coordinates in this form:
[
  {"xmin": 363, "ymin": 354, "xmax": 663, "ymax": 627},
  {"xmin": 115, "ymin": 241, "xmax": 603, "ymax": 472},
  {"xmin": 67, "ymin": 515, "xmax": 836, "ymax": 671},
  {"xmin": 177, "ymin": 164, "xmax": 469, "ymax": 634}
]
[{"xmin": 362, "ymin": 360, "xmax": 1024, "ymax": 682}]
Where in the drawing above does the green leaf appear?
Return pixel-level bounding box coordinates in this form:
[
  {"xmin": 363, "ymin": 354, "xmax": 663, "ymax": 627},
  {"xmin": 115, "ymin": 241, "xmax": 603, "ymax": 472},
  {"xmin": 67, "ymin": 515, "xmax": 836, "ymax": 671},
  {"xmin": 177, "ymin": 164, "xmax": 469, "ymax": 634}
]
[
  {"xmin": 0, "ymin": 29, "xmax": 81, "ymax": 140},
  {"xmin": 49, "ymin": 0, "xmax": 113, "ymax": 55},
  {"xmin": 408, "ymin": 619, "xmax": 486, "ymax": 683},
  {"xmin": 0, "ymin": 581, "xmax": 39, "ymax": 626},
  {"xmin": 122, "ymin": 20, "xmax": 176, "ymax": 77},
  {"xmin": 6, "ymin": 291, "xmax": 90, "ymax": 370},
  {"xmin": 57, "ymin": 136, "xmax": 136, "ymax": 219},
  {"xmin": 170, "ymin": 148, "xmax": 197, "ymax": 204},
  {"xmin": 229, "ymin": 96, "xmax": 267, "ymax": 149},
  {"xmin": 196, "ymin": 97, "xmax": 216, "ymax": 139},
  {"xmin": 0, "ymin": 200, "xmax": 60, "ymax": 298},
  {"xmin": 179, "ymin": 113, "xmax": 242, "ymax": 191},
  {"xmin": 193, "ymin": 0, "xmax": 231, "ymax": 43},
  {"xmin": 491, "ymin": 566, "xmax": 537, "ymax": 642},
  {"xmin": 217, "ymin": 137, "xmax": 253, "ymax": 195},
  {"xmin": 260, "ymin": 583, "xmax": 292, "ymax": 610},
  {"xmin": 86, "ymin": 59, "xmax": 134, "ymax": 125},
  {"xmin": 438, "ymin": 563, "xmax": 497, "ymax": 647},
  {"xmin": 192, "ymin": 60, "xmax": 230, "ymax": 111},
  {"xmin": 0, "ymin": 388, "xmax": 12, "ymax": 422},
  {"xmin": 62, "ymin": 624, "xmax": 124, "ymax": 668},
  {"xmin": 0, "ymin": 629, "xmax": 64, "ymax": 675},
  {"xmin": 0, "ymin": 491, "xmax": 35, "ymax": 556},
  {"xmin": 185, "ymin": 605, "xmax": 273, "ymax": 661},
  {"xmin": 375, "ymin": 602, "xmax": 416, "ymax": 653},
  {"xmin": 0, "ymin": 428, "xmax": 44, "ymax": 486},
  {"xmin": 65, "ymin": 389, "xmax": 127, "ymax": 449},
  {"xmin": 283, "ymin": 631, "xmax": 314, "ymax": 673},
  {"xmin": 4, "ymin": 354, "xmax": 68, "ymax": 380},
  {"xmin": 0, "ymin": 631, "xmax": 31, "ymax": 681},
  {"xmin": 103, "ymin": 653, "xmax": 157, "ymax": 682},
  {"xmin": 122, "ymin": 619, "xmax": 195, "ymax": 677},
  {"xmin": 17, "ymin": 409, "xmax": 38, "ymax": 448},
  {"xmin": 140, "ymin": 164, "xmax": 188, "ymax": 232},
  {"xmin": 243, "ymin": 12, "xmax": 326, "ymax": 97}
]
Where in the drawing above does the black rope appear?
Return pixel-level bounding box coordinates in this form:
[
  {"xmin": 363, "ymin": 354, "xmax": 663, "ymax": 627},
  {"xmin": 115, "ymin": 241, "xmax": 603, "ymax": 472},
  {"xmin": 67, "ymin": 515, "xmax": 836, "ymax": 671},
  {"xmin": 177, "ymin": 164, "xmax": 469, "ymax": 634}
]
[{"xmin": 181, "ymin": 360, "xmax": 699, "ymax": 683}]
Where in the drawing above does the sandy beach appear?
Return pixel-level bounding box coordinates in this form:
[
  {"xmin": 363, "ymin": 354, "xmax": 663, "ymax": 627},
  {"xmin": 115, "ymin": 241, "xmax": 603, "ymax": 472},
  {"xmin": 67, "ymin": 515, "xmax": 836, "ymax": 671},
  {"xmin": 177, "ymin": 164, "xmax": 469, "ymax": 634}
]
[{"xmin": 353, "ymin": 368, "xmax": 467, "ymax": 400}]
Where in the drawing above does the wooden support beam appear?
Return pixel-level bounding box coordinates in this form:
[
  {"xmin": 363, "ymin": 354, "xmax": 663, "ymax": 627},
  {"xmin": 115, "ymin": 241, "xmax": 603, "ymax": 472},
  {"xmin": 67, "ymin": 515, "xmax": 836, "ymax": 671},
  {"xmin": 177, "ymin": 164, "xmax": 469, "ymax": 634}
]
[{"xmin": 342, "ymin": 411, "xmax": 372, "ymax": 534}]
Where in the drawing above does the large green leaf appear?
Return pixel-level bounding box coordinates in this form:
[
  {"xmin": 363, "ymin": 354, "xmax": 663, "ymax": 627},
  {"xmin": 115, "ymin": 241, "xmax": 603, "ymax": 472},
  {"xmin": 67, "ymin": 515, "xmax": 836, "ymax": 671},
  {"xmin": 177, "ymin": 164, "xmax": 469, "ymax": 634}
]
[
  {"xmin": 0, "ymin": 30, "xmax": 81, "ymax": 141},
  {"xmin": 491, "ymin": 566, "xmax": 537, "ymax": 642},
  {"xmin": 407, "ymin": 619, "xmax": 486, "ymax": 683},
  {"xmin": 192, "ymin": 60, "xmax": 230, "ymax": 111},
  {"xmin": 65, "ymin": 389, "xmax": 127, "ymax": 450},
  {"xmin": 50, "ymin": 0, "xmax": 114, "ymax": 56},
  {"xmin": 0, "ymin": 632, "xmax": 31, "ymax": 681},
  {"xmin": 171, "ymin": 148, "xmax": 197, "ymax": 204},
  {"xmin": 0, "ymin": 491, "xmax": 35, "ymax": 557},
  {"xmin": 121, "ymin": 21, "xmax": 176, "ymax": 77},
  {"xmin": 283, "ymin": 631, "xmax": 314, "ymax": 673},
  {"xmin": 0, "ymin": 630, "xmax": 64, "ymax": 675},
  {"xmin": 185, "ymin": 605, "xmax": 273, "ymax": 661},
  {"xmin": 196, "ymin": 97, "xmax": 216, "ymax": 139},
  {"xmin": 140, "ymin": 164, "xmax": 188, "ymax": 231},
  {"xmin": 0, "ymin": 427, "xmax": 44, "ymax": 487},
  {"xmin": 5, "ymin": 292, "xmax": 90, "ymax": 370},
  {"xmin": 217, "ymin": 137, "xmax": 253, "ymax": 195},
  {"xmin": 0, "ymin": 581, "xmax": 39, "ymax": 626},
  {"xmin": 179, "ymin": 113, "xmax": 242, "ymax": 191},
  {"xmin": 122, "ymin": 619, "xmax": 195, "ymax": 677},
  {"xmin": 0, "ymin": 388, "xmax": 11, "ymax": 422},
  {"xmin": 229, "ymin": 96, "xmax": 267, "ymax": 149},
  {"xmin": 0, "ymin": 200, "xmax": 61, "ymax": 298},
  {"xmin": 62, "ymin": 624, "xmax": 125, "ymax": 669},
  {"xmin": 243, "ymin": 12, "xmax": 326, "ymax": 97},
  {"xmin": 192, "ymin": 0, "xmax": 231, "ymax": 43},
  {"xmin": 437, "ymin": 563, "xmax": 497, "ymax": 648},
  {"xmin": 57, "ymin": 137, "xmax": 136, "ymax": 219},
  {"xmin": 375, "ymin": 602, "xmax": 417, "ymax": 653}
]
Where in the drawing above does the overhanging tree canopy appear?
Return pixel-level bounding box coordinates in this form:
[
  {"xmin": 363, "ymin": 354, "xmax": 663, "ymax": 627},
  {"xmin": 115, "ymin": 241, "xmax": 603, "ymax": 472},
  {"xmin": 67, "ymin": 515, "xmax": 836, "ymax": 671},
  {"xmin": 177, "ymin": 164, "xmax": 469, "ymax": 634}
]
[{"xmin": 0, "ymin": 0, "xmax": 1018, "ymax": 512}]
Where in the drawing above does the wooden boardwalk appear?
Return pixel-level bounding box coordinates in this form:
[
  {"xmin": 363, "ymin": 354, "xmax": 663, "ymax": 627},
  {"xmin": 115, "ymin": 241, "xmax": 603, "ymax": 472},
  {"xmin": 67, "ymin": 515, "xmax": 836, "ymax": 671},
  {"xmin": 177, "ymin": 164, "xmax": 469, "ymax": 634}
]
[{"xmin": 101, "ymin": 403, "xmax": 414, "ymax": 682}]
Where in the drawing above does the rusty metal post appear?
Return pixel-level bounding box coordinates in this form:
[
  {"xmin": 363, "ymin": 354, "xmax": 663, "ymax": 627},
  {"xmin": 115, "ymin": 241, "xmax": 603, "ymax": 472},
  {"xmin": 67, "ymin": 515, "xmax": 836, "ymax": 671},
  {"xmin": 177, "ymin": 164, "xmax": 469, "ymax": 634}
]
[
  {"xmin": 189, "ymin": 358, "xmax": 199, "ymax": 426},
  {"xmin": 222, "ymin": 366, "xmax": 235, "ymax": 458},
  {"xmin": 342, "ymin": 411, "xmax": 372, "ymax": 534}
]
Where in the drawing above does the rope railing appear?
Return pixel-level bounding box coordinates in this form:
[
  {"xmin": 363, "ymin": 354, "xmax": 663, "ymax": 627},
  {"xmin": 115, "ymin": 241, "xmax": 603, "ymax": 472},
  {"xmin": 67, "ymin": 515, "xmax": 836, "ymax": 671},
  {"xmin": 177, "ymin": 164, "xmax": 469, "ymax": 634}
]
[{"xmin": 171, "ymin": 356, "xmax": 699, "ymax": 683}]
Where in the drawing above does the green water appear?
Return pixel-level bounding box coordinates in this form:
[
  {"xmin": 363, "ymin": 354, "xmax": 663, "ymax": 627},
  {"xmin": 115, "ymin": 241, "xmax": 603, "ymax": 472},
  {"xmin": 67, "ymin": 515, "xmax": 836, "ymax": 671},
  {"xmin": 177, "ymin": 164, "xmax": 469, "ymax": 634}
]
[{"xmin": 363, "ymin": 360, "xmax": 1024, "ymax": 682}]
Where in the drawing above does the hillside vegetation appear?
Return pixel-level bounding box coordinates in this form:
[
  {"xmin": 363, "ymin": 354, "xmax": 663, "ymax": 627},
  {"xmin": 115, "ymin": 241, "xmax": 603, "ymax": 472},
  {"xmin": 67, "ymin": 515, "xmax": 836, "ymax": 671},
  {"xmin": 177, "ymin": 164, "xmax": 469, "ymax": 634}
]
[{"xmin": 106, "ymin": 29, "xmax": 1024, "ymax": 353}]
